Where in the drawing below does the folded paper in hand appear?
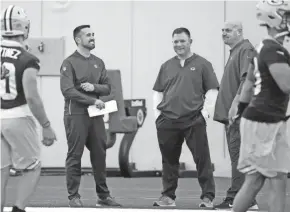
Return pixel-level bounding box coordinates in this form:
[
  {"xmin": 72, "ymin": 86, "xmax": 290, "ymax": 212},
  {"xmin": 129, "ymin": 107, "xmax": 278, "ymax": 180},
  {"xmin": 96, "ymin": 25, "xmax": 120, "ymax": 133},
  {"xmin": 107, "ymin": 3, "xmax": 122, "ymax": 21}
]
[{"xmin": 87, "ymin": 100, "xmax": 118, "ymax": 117}]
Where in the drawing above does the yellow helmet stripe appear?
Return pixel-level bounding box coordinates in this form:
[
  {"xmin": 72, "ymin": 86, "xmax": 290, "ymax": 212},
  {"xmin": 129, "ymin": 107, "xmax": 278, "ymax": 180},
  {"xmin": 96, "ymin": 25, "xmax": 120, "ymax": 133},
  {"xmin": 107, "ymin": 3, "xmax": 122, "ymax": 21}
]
[{"xmin": 4, "ymin": 5, "xmax": 15, "ymax": 31}]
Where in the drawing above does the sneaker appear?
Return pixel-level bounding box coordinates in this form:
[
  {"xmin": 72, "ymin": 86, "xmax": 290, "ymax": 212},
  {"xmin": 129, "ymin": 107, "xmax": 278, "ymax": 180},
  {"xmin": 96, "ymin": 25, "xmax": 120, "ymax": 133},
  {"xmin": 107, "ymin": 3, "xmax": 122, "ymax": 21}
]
[
  {"xmin": 199, "ymin": 197, "xmax": 214, "ymax": 208},
  {"xmin": 96, "ymin": 196, "xmax": 122, "ymax": 207},
  {"xmin": 153, "ymin": 195, "xmax": 176, "ymax": 207},
  {"xmin": 214, "ymin": 197, "xmax": 233, "ymax": 209},
  {"xmin": 214, "ymin": 197, "xmax": 259, "ymax": 210},
  {"xmin": 69, "ymin": 196, "xmax": 83, "ymax": 207},
  {"xmin": 12, "ymin": 206, "xmax": 26, "ymax": 212}
]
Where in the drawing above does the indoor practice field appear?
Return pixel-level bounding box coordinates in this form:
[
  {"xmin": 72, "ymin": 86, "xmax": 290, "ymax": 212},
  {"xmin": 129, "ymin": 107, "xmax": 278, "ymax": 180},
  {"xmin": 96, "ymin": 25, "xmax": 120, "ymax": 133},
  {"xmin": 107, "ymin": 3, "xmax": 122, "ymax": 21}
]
[{"xmin": 3, "ymin": 176, "xmax": 290, "ymax": 211}]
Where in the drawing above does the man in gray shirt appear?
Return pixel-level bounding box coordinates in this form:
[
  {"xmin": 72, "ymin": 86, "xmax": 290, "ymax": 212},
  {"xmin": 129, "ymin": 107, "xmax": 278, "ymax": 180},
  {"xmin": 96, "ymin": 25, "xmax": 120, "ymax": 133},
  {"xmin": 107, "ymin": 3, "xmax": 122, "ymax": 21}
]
[
  {"xmin": 213, "ymin": 21, "xmax": 258, "ymax": 210},
  {"xmin": 153, "ymin": 27, "xmax": 219, "ymax": 209}
]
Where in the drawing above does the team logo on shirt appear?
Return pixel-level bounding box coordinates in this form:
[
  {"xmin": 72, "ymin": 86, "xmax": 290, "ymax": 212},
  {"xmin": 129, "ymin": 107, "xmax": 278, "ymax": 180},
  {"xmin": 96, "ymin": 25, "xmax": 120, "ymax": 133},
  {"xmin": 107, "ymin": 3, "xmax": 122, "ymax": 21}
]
[
  {"xmin": 190, "ymin": 67, "xmax": 196, "ymax": 71},
  {"xmin": 62, "ymin": 66, "xmax": 66, "ymax": 72},
  {"xmin": 94, "ymin": 64, "xmax": 98, "ymax": 68}
]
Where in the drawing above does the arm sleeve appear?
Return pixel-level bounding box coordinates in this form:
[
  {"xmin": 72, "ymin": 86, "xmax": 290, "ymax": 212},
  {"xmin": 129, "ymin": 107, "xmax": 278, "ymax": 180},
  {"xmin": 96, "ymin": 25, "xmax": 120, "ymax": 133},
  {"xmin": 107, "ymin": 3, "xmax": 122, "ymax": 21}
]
[
  {"xmin": 153, "ymin": 91, "xmax": 163, "ymax": 119},
  {"xmin": 60, "ymin": 60, "xmax": 96, "ymax": 105},
  {"xmin": 202, "ymin": 89, "xmax": 218, "ymax": 118},
  {"xmin": 92, "ymin": 60, "xmax": 111, "ymax": 96},
  {"xmin": 202, "ymin": 61, "xmax": 219, "ymax": 93},
  {"xmin": 153, "ymin": 65, "xmax": 165, "ymax": 92}
]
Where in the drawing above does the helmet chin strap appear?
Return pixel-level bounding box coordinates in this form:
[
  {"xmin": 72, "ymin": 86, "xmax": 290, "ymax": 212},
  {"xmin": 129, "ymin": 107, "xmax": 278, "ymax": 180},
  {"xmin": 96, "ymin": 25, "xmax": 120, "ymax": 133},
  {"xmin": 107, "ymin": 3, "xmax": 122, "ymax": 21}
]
[
  {"xmin": 274, "ymin": 31, "xmax": 290, "ymax": 39},
  {"xmin": 274, "ymin": 25, "xmax": 290, "ymax": 53},
  {"xmin": 274, "ymin": 23, "xmax": 290, "ymax": 39}
]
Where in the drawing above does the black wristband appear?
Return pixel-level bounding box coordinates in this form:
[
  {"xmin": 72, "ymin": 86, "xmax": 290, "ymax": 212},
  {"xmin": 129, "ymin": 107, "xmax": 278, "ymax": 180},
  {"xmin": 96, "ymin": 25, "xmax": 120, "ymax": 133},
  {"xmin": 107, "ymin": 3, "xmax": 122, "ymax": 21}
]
[
  {"xmin": 237, "ymin": 102, "xmax": 249, "ymax": 116},
  {"xmin": 283, "ymin": 115, "xmax": 290, "ymax": 122},
  {"xmin": 42, "ymin": 121, "xmax": 50, "ymax": 128}
]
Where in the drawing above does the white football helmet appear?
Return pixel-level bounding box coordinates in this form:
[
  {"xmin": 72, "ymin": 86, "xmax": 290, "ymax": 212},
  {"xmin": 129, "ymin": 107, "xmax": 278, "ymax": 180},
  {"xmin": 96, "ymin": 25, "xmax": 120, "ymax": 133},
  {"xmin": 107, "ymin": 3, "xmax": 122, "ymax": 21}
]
[
  {"xmin": 256, "ymin": 0, "xmax": 290, "ymax": 32},
  {"xmin": 1, "ymin": 5, "xmax": 30, "ymax": 39}
]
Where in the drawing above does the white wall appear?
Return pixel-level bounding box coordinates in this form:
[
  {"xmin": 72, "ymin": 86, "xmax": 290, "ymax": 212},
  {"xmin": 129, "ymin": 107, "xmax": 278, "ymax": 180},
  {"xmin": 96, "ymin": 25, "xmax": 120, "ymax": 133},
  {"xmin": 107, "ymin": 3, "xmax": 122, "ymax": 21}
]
[{"xmin": 1, "ymin": 0, "xmax": 272, "ymax": 177}]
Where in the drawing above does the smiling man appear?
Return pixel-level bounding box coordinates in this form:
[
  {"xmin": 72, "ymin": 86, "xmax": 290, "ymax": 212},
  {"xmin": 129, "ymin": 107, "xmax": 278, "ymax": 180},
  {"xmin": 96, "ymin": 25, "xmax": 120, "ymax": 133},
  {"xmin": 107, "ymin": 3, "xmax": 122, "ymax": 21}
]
[
  {"xmin": 60, "ymin": 25, "xmax": 121, "ymax": 208},
  {"xmin": 152, "ymin": 27, "xmax": 219, "ymax": 209},
  {"xmin": 213, "ymin": 21, "xmax": 258, "ymax": 210}
]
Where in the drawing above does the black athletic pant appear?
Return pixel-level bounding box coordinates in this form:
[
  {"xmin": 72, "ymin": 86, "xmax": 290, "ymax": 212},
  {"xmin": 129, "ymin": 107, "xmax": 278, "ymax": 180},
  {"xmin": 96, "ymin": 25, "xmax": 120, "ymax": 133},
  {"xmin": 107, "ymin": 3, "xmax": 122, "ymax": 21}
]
[
  {"xmin": 156, "ymin": 113, "xmax": 215, "ymax": 201},
  {"xmin": 64, "ymin": 114, "xmax": 110, "ymax": 200},
  {"xmin": 225, "ymin": 118, "xmax": 244, "ymax": 199}
]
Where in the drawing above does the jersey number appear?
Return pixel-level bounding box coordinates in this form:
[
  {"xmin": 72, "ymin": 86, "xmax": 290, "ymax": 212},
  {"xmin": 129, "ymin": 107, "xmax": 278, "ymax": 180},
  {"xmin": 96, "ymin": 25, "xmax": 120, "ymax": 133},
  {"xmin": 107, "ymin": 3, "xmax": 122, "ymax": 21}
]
[
  {"xmin": 0, "ymin": 62, "xmax": 17, "ymax": 100},
  {"xmin": 253, "ymin": 58, "xmax": 262, "ymax": 95}
]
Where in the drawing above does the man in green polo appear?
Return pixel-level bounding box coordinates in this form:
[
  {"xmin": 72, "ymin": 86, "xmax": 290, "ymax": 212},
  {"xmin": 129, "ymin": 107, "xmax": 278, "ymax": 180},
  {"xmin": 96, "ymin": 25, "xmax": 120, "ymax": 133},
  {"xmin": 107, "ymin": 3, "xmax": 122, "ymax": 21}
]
[
  {"xmin": 213, "ymin": 21, "xmax": 258, "ymax": 210},
  {"xmin": 152, "ymin": 27, "xmax": 219, "ymax": 209}
]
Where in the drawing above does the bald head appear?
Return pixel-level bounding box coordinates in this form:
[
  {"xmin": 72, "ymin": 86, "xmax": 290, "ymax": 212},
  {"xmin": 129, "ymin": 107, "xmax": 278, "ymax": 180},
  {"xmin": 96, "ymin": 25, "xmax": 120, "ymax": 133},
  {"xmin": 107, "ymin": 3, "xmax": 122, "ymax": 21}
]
[
  {"xmin": 224, "ymin": 21, "xmax": 243, "ymax": 32},
  {"xmin": 222, "ymin": 20, "xmax": 244, "ymax": 48}
]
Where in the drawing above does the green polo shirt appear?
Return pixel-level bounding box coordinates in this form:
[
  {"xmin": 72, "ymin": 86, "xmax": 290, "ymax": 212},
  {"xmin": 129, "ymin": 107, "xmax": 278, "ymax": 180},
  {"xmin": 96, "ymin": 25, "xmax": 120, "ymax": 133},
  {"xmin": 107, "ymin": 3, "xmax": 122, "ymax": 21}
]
[
  {"xmin": 153, "ymin": 53, "xmax": 219, "ymax": 121},
  {"xmin": 214, "ymin": 39, "xmax": 254, "ymax": 124}
]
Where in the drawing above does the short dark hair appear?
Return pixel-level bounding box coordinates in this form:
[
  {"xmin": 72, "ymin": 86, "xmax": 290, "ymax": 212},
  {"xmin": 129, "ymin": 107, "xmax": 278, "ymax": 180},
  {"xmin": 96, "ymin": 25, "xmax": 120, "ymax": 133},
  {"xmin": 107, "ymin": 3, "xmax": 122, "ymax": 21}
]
[
  {"xmin": 73, "ymin": 25, "xmax": 90, "ymax": 44},
  {"xmin": 172, "ymin": 27, "xmax": 191, "ymax": 38}
]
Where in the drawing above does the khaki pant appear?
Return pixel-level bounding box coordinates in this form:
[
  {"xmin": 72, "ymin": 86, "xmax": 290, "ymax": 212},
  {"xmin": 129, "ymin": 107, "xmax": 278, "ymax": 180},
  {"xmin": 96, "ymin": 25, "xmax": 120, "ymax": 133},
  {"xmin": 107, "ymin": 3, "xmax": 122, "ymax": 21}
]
[{"xmin": 1, "ymin": 116, "xmax": 41, "ymax": 170}]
